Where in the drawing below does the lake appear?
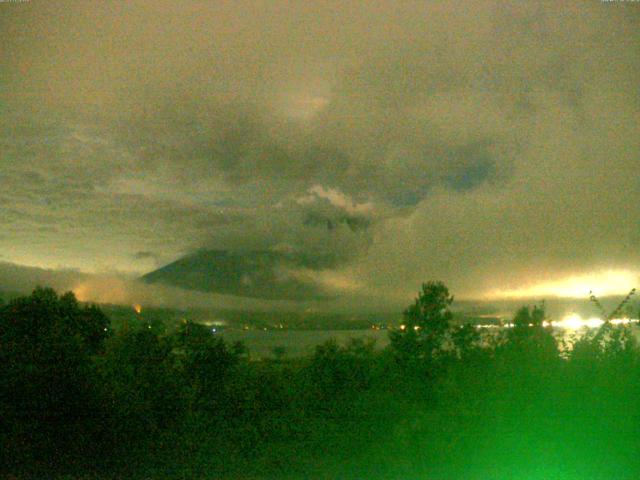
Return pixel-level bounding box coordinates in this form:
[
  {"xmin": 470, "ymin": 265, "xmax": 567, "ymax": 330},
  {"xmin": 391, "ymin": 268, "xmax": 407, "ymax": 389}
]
[
  {"xmin": 219, "ymin": 324, "xmax": 640, "ymax": 359},
  {"xmin": 220, "ymin": 329, "xmax": 389, "ymax": 359}
]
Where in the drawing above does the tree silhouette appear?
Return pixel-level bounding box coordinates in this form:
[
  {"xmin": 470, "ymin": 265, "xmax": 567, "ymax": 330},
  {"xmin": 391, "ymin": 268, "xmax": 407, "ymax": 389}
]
[
  {"xmin": 0, "ymin": 287, "xmax": 110, "ymax": 472},
  {"xmin": 271, "ymin": 345, "xmax": 287, "ymax": 361},
  {"xmin": 308, "ymin": 337, "xmax": 375, "ymax": 400},
  {"xmin": 451, "ymin": 322, "xmax": 481, "ymax": 359},
  {"xmin": 389, "ymin": 281, "xmax": 454, "ymax": 367},
  {"xmin": 512, "ymin": 303, "xmax": 545, "ymax": 329},
  {"xmin": 503, "ymin": 303, "xmax": 558, "ymax": 365},
  {"xmin": 173, "ymin": 320, "xmax": 240, "ymax": 410},
  {"xmin": 590, "ymin": 288, "xmax": 636, "ymax": 321},
  {"xmin": 98, "ymin": 328, "xmax": 178, "ymax": 430}
]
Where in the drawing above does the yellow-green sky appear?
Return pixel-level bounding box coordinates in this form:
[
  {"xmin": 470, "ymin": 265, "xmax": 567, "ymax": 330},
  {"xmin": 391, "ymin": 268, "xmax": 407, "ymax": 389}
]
[{"xmin": 1, "ymin": 1, "xmax": 639, "ymax": 306}]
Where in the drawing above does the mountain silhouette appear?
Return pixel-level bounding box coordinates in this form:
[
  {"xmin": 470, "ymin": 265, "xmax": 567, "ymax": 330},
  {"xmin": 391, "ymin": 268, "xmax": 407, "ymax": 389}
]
[{"xmin": 141, "ymin": 250, "xmax": 328, "ymax": 301}]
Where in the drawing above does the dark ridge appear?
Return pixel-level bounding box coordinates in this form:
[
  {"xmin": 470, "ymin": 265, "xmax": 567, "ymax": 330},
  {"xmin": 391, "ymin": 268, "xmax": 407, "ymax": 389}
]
[{"xmin": 141, "ymin": 249, "xmax": 330, "ymax": 301}]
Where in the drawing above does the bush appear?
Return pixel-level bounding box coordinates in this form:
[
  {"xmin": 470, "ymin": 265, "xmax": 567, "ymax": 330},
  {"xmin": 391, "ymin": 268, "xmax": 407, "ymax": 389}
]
[{"xmin": 0, "ymin": 287, "xmax": 109, "ymax": 474}]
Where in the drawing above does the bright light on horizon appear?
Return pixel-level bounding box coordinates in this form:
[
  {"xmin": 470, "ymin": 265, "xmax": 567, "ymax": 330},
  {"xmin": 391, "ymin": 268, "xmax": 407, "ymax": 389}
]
[
  {"xmin": 552, "ymin": 314, "xmax": 637, "ymax": 330},
  {"xmin": 485, "ymin": 269, "xmax": 638, "ymax": 299},
  {"xmin": 553, "ymin": 314, "xmax": 605, "ymax": 330},
  {"xmin": 475, "ymin": 314, "xmax": 638, "ymax": 330}
]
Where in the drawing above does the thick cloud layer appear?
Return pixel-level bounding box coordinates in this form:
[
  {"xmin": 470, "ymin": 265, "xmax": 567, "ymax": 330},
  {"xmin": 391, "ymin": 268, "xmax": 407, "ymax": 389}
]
[{"xmin": 1, "ymin": 1, "xmax": 639, "ymax": 305}]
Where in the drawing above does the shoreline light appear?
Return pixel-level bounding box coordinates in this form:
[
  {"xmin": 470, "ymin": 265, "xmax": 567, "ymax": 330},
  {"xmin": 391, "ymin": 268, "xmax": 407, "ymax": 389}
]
[{"xmin": 474, "ymin": 314, "xmax": 638, "ymax": 330}]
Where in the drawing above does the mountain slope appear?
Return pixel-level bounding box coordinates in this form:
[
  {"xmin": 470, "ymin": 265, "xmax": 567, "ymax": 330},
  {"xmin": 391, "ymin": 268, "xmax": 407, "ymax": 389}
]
[{"xmin": 141, "ymin": 250, "xmax": 326, "ymax": 301}]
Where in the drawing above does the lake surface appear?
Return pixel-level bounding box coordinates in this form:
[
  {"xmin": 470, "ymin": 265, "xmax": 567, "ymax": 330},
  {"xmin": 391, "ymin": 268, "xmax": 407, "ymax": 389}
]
[
  {"xmin": 221, "ymin": 329, "xmax": 389, "ymax": 359},
  {"xmin": 219, "ymin": 324, "xmax": 640, "ymax": 359}
]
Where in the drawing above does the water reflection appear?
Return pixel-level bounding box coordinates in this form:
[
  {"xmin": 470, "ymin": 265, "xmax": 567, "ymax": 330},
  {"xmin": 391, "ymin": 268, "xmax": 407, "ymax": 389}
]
[{"xmin": 217, "ymin": 314, "xmax": 639, "ymax": 359}]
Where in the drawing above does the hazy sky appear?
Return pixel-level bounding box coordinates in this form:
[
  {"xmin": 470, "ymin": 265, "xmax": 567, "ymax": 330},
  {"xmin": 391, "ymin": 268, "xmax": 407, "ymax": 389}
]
[{"xmin": 1, "ymin": 1, "xmax": 639, "ymax": 306}]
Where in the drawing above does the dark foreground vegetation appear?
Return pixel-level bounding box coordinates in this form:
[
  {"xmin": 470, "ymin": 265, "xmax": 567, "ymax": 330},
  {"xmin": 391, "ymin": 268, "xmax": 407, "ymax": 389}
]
[{"xmin": 2, "ymin": 283, "xmax": 640, "ymax": 479}]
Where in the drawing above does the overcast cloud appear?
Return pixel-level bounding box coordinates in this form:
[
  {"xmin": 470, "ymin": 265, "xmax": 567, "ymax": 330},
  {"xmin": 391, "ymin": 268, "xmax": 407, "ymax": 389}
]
[{"xmin": 1, "ymin": 1, "xmax": 639, "ymax": 306}]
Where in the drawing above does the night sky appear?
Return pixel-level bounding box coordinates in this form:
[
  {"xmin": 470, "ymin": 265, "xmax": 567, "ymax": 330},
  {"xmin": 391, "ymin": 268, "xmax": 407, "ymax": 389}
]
[{"xmin": 1, "ymin": 1, "xmax": 639, "ymax": 309}]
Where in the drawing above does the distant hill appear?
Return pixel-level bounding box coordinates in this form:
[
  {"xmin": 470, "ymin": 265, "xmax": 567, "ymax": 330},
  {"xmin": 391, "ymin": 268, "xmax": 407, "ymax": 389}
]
[{"xmin": 141, "ymin": 250, "xmax": 328, "ymax": 301}]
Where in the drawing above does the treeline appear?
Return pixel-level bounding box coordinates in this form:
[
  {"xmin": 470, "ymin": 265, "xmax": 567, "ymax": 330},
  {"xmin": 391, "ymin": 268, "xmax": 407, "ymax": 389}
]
[{"xmin": 2, "ymin": 283, "xmax": 640, "ymax": 479}]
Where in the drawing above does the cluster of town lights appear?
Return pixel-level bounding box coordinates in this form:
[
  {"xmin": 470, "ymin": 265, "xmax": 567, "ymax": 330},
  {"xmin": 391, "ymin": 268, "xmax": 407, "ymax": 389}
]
[
  {"xmin": 548, "ymin": 314, "xmax": 637, "ymax": 330},
  {"xmin": 470, "ymin": 314, "xmax": 638, "ymax": 330}
]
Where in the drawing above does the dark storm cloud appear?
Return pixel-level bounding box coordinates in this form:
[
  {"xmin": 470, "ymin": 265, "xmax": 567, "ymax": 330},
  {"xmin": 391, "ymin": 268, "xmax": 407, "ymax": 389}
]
[{"xmin": 1, "ymin": 0, "xmax": 639, "ymax": 304}]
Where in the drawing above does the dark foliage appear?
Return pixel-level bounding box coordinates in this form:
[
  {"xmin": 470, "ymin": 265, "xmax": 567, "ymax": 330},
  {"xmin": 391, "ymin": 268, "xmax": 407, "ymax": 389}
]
[
  {"xmin": 389, "ymin": 281, "xmax": 454, "ymax": 370},
  {"xmin": 2, "ymin": 284, "xmax": 640, "ymax": 479},
  {"xmin": 0, "ymin": 287, "xmax": 109, "ymax": 475}
]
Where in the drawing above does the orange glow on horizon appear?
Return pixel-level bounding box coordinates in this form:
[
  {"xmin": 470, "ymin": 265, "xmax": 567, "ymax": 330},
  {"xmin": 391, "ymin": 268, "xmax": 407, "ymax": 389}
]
[{"xmin": 72, "ymin": 284, "xmax": 89, "ymax": 302}]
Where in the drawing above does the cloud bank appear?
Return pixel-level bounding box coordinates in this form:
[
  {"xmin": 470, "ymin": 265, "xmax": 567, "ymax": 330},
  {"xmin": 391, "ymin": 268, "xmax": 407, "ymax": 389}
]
[{"xmin": 1, "ymin": 1, "xmax": 639, "ymax": 305}]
